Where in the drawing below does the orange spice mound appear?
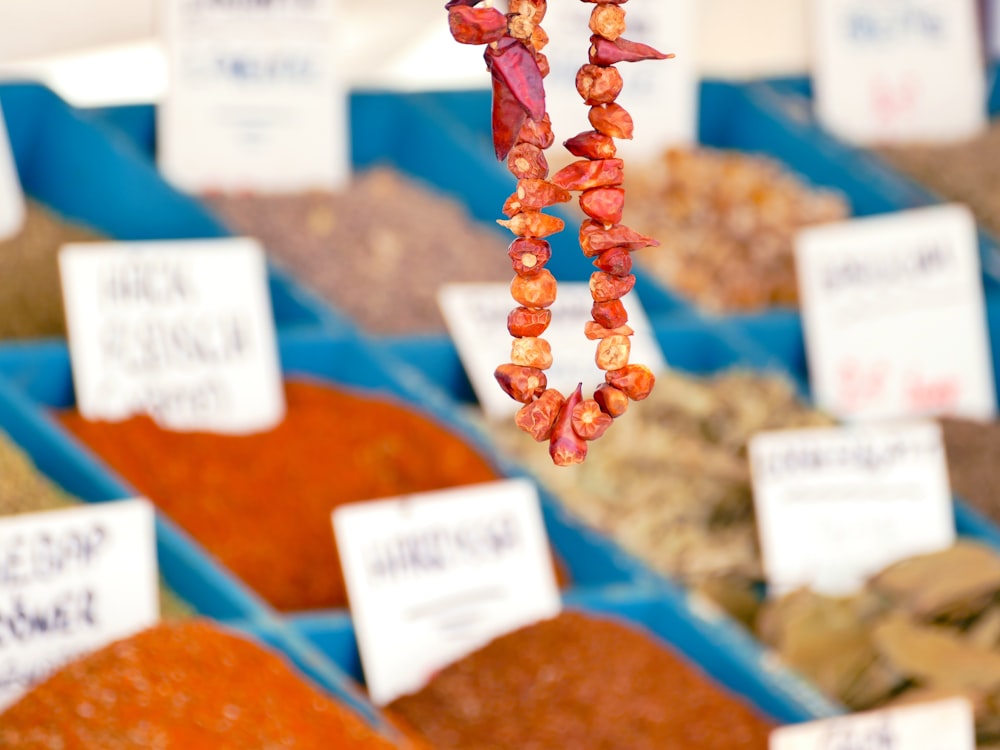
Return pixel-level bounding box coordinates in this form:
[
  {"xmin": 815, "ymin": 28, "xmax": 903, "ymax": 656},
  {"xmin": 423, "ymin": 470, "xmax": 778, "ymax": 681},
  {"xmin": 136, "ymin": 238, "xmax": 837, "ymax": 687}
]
[
  {"xmin": 0, "ymin": 620, "xmax": 407, "ymax": 749},
  {"xmin": 58, "ymin": 379, "xmax": 498, "ymax": 611}
]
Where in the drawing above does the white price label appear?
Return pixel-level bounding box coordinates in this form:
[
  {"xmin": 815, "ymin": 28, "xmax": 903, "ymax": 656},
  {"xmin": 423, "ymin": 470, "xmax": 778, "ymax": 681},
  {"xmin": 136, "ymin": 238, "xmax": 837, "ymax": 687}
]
[
  {"xmin": 0, "ymin": 500, "xmax": 159, "ymax": 710},
  {"xmin": 770, "ymin": 697, "xmax": 976, "ymax": 750},
  {"xmin": 438, "ymin": 281, "xmax": 667, "ymax": 420},
  {"xmin": 60, "ymin": 238, "xmax": 285, "ymax": 434},
  {"xmin": 0, "ymin": 100, "xmax": 25, "ymax": 241},
  {"xmin": 333, "ymin": 478, "xmax": 561, "ymax": 706},
  {"xmin": 539, "ymin": 0, "xmax": 696, "ymax": 159},
  {"xmin": 797, "ymin": 204, "xmax": 995, "ymax": 422},
  {"xmin": 811, "ymin": 0, "xmax": 986, "ymax": 144},
  {"xmin": 750, "ymin": 421, "xmax": 955, "ymax": 597},
  {"xmin": 158, "ymin": 0, "xmax": 347, "ymax": 192}
]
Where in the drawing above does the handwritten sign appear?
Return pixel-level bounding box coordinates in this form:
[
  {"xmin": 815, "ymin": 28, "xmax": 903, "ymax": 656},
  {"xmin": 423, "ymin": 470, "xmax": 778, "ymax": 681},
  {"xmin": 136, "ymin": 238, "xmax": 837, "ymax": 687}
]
[
  {"xmin": 0, "ymin": 500, "xmax": 159, "ymax": 710},
  {"xmin": 59, "ymin": 238, "xmax": 285, "ymax": 434},
  {"xmin": 810, "ymin": 0, "xmax": 986, "ymax": 144},
  {"xmin": 770, "ymin": 696, "xmax": 975, "ymax": 750},
  {"xmin": 438, "ymin": 282, "xmax": 667, "ymax": 420},
  {"xmin": 158, "ymin": 0, "xmax": 347, "ymax": 192},
  {"xmin": 750, "ymin": 421, "xmax": 955, "ymax": 597},
  {"xmin": 796, "ymin": 204, "xmax": 995, "ymax": 422},
  {"xmin": 333, "ymin": 478, "xmax": 561, "ymax": 705},
  {"xmin": 0, "ymin": 100, "xmax": 25, "ymax": 241},
  {"xmin": 539, "ymin": 0, "xmax": 696, "ymax": 159}
]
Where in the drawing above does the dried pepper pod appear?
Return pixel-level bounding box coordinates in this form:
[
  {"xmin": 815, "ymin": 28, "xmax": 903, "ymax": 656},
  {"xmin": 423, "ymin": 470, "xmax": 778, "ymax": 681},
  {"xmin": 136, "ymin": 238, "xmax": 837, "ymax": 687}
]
[
  {"xmin": 589, "ymin": 103, "xmax": 634, "ymax": 139},
  {"xmin": 551, "ymin": 159, "xmax": 624, "ymax": 192},
  {"xmin": 515, "ymin": 388, "xmax": 565, "ymax": 441},
  {"xmin": 549, "ymin": 384, "xmax": 588, "ymax": 466},
  {"xmin": 584, "ymin": 321, "xmax": 634, "ymax": 340},
  {"xmin": 571, "ymin": 398, "xmax": 614, "ymax": 441},
  {"xmin": 580, "ymin": 186, "xmax": 625, "ymax": 224},
  {"xmin": 589, "ymin": 35, "xmax": 671, "ymax": 66},
  {"xmin": 486, "ymin": 37, "xmax": 546, "ymax": 122},
  {"xmin": 590, "ymin": 271, "xmax": 636, "ymax": 302},
  {"xmin": 448, "ymin": 5, "xmax": 508, "ymax": 45},
  {"xmin": 580, "ymin": 219, "xmax": 658, "ymax": 256},
  {"xmin": 508, "ymin": 306, "xmax": 552, "ymax": 337},
  {"xmin": 518, "ymin": 115, "xmax": 555, "ymax": 149},
  {"xmin": 507, "ymin": 143, "xmax": 549, "ymax": 179},
  {"xmin": 589, "ymin": 5, "xmax": 626, "ymax": 40},
  {"xmin": 511, "ymin": 269, "xmax": 558, "ymax": 307},
  {"xmin": 497, "ymin": 211, "xmax": 564, "ymax": 239},
  {"xmin": 575, "ymin": 64, "xmax": 624, "ymax": 105},
  {"xmin": 606, "ymin": 364, "xmax": 656, "ymax": 401},
  {"xmin": 593, "ymin": 246, "xmax": 633, "ymax": 276},
  {"xmin": 491, "ymin": 74, "xmax": 527, "ymax": 161},
  {"xmin": 511, "ymin": 336, "xmax": 554, "ymax": 369},
  {"xmin": 564, "ymin": 130, "xmax": 617, "ymax": 160},
  {"xmin": 595, "ymin": 334, "xmax": 631, "ymax": 371},
  {"xmin": 594, "ymin": 383, "xmax": 629, "ymax": 417},
  {"xmin": 591, "ymin": 299, "xmax": 628, "ymax": 329},
  {"xmin": 495, "ymin": 363, "xmax": 548, "ymax": 403},
  {"xmin": 508, "ymin": 237, "xmax": 553, "ymax": 274}
]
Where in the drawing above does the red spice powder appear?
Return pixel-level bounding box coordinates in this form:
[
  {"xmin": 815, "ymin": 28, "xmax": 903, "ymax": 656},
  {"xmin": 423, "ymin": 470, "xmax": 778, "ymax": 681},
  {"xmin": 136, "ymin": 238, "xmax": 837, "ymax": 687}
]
[
  {"xmin": 58, "ymin": 379, "xmax": 499, "ymax": 611},
  {"xmin": 389, "ymin": 610, "xmax": 774, "ymax": 749},
  {"xmin": 0, "ymin": 620, "xmax": 413, "ymax": 749}
]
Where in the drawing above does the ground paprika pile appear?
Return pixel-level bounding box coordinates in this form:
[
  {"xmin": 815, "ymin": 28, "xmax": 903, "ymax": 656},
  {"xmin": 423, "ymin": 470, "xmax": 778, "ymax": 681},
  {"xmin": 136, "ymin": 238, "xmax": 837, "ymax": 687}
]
[
  {"xmin": 388, "ymin": 610, "xmax": 774, "ymax": 749},
  {"xmin": 0, "ymin": 619, "xmax": 413, "ymax": 749},
  {"xmin": 58, "ymin": 378, "xmax": 500, "ymax": 611}
]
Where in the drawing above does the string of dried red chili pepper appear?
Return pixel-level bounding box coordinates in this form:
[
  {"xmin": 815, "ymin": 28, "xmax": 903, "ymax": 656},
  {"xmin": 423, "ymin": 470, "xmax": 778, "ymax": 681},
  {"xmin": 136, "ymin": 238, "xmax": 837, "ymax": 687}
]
[{"xmin": 446, "ymin": 0, "xmax": 670, "ymax": 466}]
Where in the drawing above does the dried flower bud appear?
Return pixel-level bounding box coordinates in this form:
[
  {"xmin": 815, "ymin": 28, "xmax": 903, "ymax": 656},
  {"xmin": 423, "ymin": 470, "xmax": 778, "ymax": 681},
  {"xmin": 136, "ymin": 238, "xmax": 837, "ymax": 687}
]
[
  {"xmin": 507, "ymin": 142, "xmax": 549, "ymax": 179},
  {"xmin": 575, "ymin": 64, "xmax": 624, "ymax": 105},
  {"xmin": 579, "ymin": 186, "xmax": 625, "ymax": 224},
  {"xmin": 590, "ymin": 4, "xmax": 626, "ymax": 40},
  {"xmin": 594, "ymin": 383, "xmax": 629, "ymax": 417},
  {"xmin": 516, "ymin": 179, "xmax": 572, "ymax": 209},
  {"xmin": 448, "ymin": 6, "xmax": 508, "ymax": 45},
  {"xmin": 508, "ymin": 237, "xmax": 552, "ymax": 274},
  {"xmin": 511, "ymin": 336, "xmax": 554, "ymax": 369},
  {"xmin": 590, "ymin": 271, "xmax": 636, "ymax": 302},
  {"xmin": 495, "ymin": 363, "xmax": 547, "ymax": 403},
  {"xmin": 595, "ymin": 334, "xmax": 631, "ymax": 371},
  {"xmin": 516, "ymin": 388, "xmax": 565, "ymax": 441},
  {"xmin": 605, "ymin": 364, "xmax": 656, "ymax": 401},
  {"xmin": 518, "ymin": 115, "xmax": 555, "ymax": 149},
  {"xmin": 589, "ymin": 34, "xmax": 671, "ymax": 66},
  {"xmin": 549, "ymin": 384, "xmax": 588, "ymax": 466},
  {"xmin": 563, "ymin": 130, "xmax": 617, "ymax": 160},
  {"xmin": 497, "ymin": 211, "xmax": 565, "ymax": 238},
  {"xmin": 593, "ymin": 246, "xmax": 632, "ymax": 275},
  {"xmin": 572, "ymin": 398, "xmax": 614, "ymax": 441},
  {"xmin": 591, "ymin": 299, "xmax": 628, "ymax": 329},
  {"xmin": 511, "ymin": 269, "xmax": 558, "ymax": 307},
  {"xmin": 508, "ymin": 306, "xmax": 552, "ymax": 337},
  {"xmin": 584, "ymin": 321, "xmax": 634, "ymax": 340},
  {"xmin": 589, "ymin": 103, "xmax": 634, "ymax": 139},
  {"xmin": 580, "ymin": 219, "xmax": 659, "ymax": 256},
  {"xmin": 551, "ymin": 159, "xmax": 624, "ymax": 192}
]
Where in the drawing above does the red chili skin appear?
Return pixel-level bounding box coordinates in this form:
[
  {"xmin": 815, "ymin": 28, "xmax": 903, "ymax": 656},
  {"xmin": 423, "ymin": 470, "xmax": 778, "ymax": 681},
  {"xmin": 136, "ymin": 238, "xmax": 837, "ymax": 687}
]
[
  {"xmin": 563, "ymin": 130, "xmax": 617, "ymax": 160},
  {"xmin": 589, "ymin": 35, "xmax": 671, "ymax": 66},
  {"xmin": 485, "ymin": 37, "xmax": 546, "ymax": 122},
  {"xmin": 448, "ymin": 6, "xmax": 508, "ymax": 45},
  {"xmin": 549, "ymin": 384, "xmax": 588, "ymax": 466},
  {"xmin": 491, "ymin": 74, "xmax": 527, "ymax": 161}
]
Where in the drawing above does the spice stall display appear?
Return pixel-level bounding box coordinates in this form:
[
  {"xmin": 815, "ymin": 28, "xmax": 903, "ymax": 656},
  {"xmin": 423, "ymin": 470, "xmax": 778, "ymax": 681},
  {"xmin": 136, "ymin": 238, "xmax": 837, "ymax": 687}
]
[
  {"xmin": 756, "ymin": 541, "xmax": 1000, "ymax": 747},
  {"xmin": 0, "ymin": 619, "xmax": 416, "ymax": 749},
  {"xmin": 203, "ymin": 166, "xmax": 514, "ymax": 335}
]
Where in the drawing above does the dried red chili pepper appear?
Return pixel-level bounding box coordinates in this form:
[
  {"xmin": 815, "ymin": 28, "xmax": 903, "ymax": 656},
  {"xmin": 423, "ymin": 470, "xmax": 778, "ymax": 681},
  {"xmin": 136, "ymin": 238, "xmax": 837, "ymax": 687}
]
[
  {"xmin": 511, "ymin": 336, "xmax": 554, "ymax": 369},
  {"xmin": 497, "ymin": 210, "xmax": 564, "ymax": 238},
  {"xmin": 448, "ymin": 6, "xmax": 508, "ymax": 45},
  {"xmin": 511, "ymin": 269, "xmax": 558, "ymax": 307},
  {"xmin": 579, "ymin": 186, "xmax": 625, "ymax": 224},
  {"xmin": 584, "ymin": 321, "xmax": 634, "ymax": 340},
  {"xmin": 485, "ymin": 37, "xmax": 546, "ymax": 121},
  {"xmin": 518, "ymin": 115, "xmax": 555, "ymax": 149},
  {"xmin": 593, "ymin": 246, "xmax": 632, "ymax": 276},
  {"xmin": 580, "ymin": 219, "xmax": 659, "ymax": 256},
  {"xmin": 491, "ymin": 74, "xmax": 527, "ymax": 161},
  {"xmin": 591, "ymin": 299, "xmax": 628, "ymax": 329},
  {"xmin": 551, "ymin": 159, "xmax": 624, "ymax": 191},
  {"xmin": 514, "ymin": 179, "xmax": 571, "ymax": 210},
  {"xmin": 590, "ymin": 271, "xmax": 636, "ymax": 302},
  {"xmin": 571, "ymin": 398, "xmax": 614, "ymax": 441},
  {"xmin": 515, "ymin": 388, "xmax": 564, "ymax": 442},
  {"xmin": 575, "ymin": 64, "xmax": 624, "ymax": 105},
  {"xmin": 507, "ymin": 142, "xmax": 549, "ymax": 179},
  {"xmin": 590, "ymin": 34, "xmax": 671, "ymax": 66},
  {"xmin": 509, "ymin": 0, "xmax": 546, "ymax": 23},
  {"xmin": 595, "ymin": 334, "xmax": 631, "ymax": 371},
  {"xmin": 563, "ymin": 130, "xmax": 617, "ymax": 160},
  {"xmin": 549, "ymin": 384, "xmax": 588, "ymax": 466},
  {"xmin": 495, "ymin": 363, "xmax": 548, "ymax": 403},
  {"xmin": 594, "ymin": 383, "xmax": 630, "ymax": 418},
  {"xmin": 508, "ymin": 237, "xmax": 552, "ymax": 274},
  {"xmin": 508, "ymin": 306, "xmax": 552, "ymax": 337},
  {"xmin": 589, "ymin": 102, "xmax": 634, "ymax": 139},
  {"xmin": 606, "ymin": 364, "xmax": 656, "ymax": 401},
  {"xmin": 590, "ymin": 4, "xmax": 626, "ymax": 40}
]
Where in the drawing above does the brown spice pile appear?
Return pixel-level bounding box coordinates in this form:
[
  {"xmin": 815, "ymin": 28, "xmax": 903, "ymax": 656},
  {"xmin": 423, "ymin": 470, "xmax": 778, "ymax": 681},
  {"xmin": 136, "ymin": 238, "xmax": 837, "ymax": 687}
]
[
  {"xmin": 204, "ymin": 167, "xmax": 514, "ymax": 334},
  {"xmin": 389, "ymin": 610, "xmax": 773, "ymax": 749},
  {"xmin": 0, "ymin": 620, "xmax": 408, "ymax": 750},
  {"xmin": 625, "ymin": 147, "xmax": 849, "ymax": 312}
]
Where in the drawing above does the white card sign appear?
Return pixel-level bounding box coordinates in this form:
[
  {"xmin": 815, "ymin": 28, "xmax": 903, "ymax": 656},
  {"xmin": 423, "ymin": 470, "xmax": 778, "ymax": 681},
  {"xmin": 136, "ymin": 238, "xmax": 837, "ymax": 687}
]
[
  {"xmin": 539, "ymin": 0, "xmax": 696, "ymax": 159},
  {"xmin": 797, "ymin": 204, "xmax": 995, "ymax": 422},
  {"xmin": 750, "ymin": 421, "xmax": 955, "ymax": 597},
  {"xmin": 159, "ymin": 0, "xmax": 347, "ymax": 192},
  {"xmin": 811, "ymin": 0, "xmax": 986, "ymax": 144},
  {"xmin": 0, "ymin": 499, "xmax": 159, "ymax": 710},
  {"xmin": 438, "ymin": 282, "xmax": 667, "ymax": 420},
  {"xmin": 60, "ymin": 238, "xmax": 285, "ymax": 434},
  {"xmin": 770, "ymin": 696, "xmax": 976, "ymax": 750},
  {"xmin": 0, "ymin": 100, "xmax": 25, "ymax": 242},
  {"xmin": 333, "ymin": 478, "xmax": 561, "ymax": 706}
]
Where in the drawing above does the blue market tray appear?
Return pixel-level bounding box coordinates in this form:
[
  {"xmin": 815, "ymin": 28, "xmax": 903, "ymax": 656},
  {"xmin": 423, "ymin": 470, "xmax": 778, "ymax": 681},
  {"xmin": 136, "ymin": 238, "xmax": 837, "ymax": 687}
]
[
  {"xmin": 288, "ymin": 584, "xmax": 841, "ymax": 730},
  {"xmin": 0, "ymin": 372, "xmax": 270, "ymax": 623},
  {"xmin": 0, "ymin": 82, "xmax": 344, "ymax": 336},
  {"xmin": 0, "ymin": 330, "xmax": 656, "ymax": 615}
]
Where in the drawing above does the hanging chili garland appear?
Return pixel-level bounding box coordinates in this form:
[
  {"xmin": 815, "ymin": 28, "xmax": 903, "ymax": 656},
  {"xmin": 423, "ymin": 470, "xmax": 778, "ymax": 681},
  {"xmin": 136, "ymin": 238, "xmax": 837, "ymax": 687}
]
[{"xmin": 446, "ymin": 0, "xmax": 670, "ymax": 466}]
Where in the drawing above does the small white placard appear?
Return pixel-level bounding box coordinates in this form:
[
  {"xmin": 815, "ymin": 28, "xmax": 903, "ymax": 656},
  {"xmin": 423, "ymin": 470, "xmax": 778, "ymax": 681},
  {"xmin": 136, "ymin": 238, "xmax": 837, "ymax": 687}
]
[
  {"xmin": 770, "ymin": 696, "xmax": 976, "ymax": 750},
  {"xmin": 811, "ymin": 0, "xmax": 986, "ymax": 144},
  {"xmin": 333, "ymin": 478, "xmax": 561, "ymax": 706},
  {"xmin": 0, "ymin": 100, "xmax": 25, "ymax": 241},
  {"xmin": 438, "ymin": 281, "xmax": 667, "ymax": 420},
  {"xmin": 0, "ymin": 499, "xmax": 159, "ymax": 710},
  {"xmin": 59, "ymin": 238, "xmax": 285, "ymax": 434},
  {"xmin": 540, "ymin": 0, "xmax": 696, "ymax": 158},
  {"xmin": 158, "ymin": 0, "xmax": 347, "ymax": 192},
  {"xmin": 797, "ymin": 204, "xmax": 995, "ymax": 422},
  {"xmin": 750, "ymin": 421, "xmax": 955, "ymax": 597}
]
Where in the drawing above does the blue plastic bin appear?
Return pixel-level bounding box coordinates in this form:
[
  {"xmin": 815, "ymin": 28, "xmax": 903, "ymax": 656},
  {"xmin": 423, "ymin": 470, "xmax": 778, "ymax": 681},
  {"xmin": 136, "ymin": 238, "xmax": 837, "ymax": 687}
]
[
  {"xmin": 0, "ymin": 82, "xmax": 345, "ymax": 336},
  {"xmin": 289, "ymin": 584, "xmax": 841, "ymax": 731},
  {"xmin": 0, "ymin": 330, "xmax": 657, "ymax": 613}
]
